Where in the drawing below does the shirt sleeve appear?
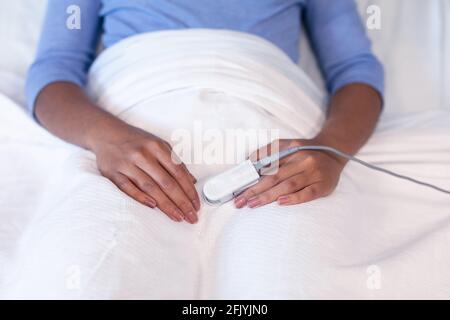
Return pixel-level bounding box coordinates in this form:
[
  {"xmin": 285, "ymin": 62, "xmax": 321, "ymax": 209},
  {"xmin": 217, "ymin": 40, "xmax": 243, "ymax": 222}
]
[
  {"xmin": 304, "ymin": 0, "xmax": 384, "ymax": 100},
  {"xmin": 25, "ymin": 0, "xmax": 102, "ymax": 116}
]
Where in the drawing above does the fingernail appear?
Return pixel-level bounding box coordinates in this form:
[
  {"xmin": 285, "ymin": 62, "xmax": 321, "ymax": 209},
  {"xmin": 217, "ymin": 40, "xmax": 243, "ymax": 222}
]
[
  {"xmin": 247, "ymin": 197, "xmax": 261, "ymax": 208},
  {"xmin": 145, "ymin": 198, "xmax": 156, "ymax": 208},
  {"xmin": 234, "ymin": 196, "xmax": 246, "ymax": 208},
  {"xmin": 278, "ymin": 196, "xmax": 290, "ymax": 205},
  {"xmin": 192, "ymin": 199, "xmax": 201, "ymax": 211},
  {"xmin": 171, "ymin": 216, "xmax": 182, "ymax": 222},
  {"xmin": 170, "ymin": 215, "xmax": 182, "ymax": 222},
  {"xmin": 185, "ymin": 212, "xmax": 198, "ymax": 224},
  {"xmin": 173, "ymin": 209, "xmax": 184, "ymax": 222}
]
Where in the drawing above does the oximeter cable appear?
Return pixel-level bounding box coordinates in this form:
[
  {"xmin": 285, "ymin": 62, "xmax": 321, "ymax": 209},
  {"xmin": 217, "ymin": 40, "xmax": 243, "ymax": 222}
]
[{"xmin": 253, "ymin": 146, "xmax": 450, "ymax": 195}]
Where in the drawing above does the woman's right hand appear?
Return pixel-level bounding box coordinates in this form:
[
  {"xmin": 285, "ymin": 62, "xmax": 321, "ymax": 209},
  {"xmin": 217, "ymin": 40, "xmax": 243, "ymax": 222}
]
[
  {"xmin": 87, "ymin": 119, "xmax": 200, "ymax": 224},
  {"xmin": 35, "ymin": 83, "xmax": 200, "ymax": 223}
]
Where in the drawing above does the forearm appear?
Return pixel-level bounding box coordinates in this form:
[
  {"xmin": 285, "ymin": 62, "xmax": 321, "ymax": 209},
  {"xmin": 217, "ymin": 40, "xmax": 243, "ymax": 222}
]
[
  {"xmin": 313, "ymin": 83, "xmax": 382, "ymax": 160},
  {"xmin": 35, "ymin": 82, "xmax": 130, "ymax": 151}
]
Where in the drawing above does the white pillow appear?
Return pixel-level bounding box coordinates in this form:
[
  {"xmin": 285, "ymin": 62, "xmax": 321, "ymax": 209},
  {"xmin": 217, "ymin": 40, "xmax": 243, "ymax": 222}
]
[
  {"xmin": 0, "ymin": 0, "xmax": 47, "ymax": 105},
  {"xmin": 300, "ymin": 0, "xmax": 449, "ymax": 115},
  {"xmin": 358, "ymin": 0, "xmax": 449, "ymax": 114}
]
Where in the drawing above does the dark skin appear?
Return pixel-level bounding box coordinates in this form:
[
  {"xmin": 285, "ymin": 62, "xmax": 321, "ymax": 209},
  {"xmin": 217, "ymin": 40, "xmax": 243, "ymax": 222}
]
[
  {"xmin": 235, "ymin": 83, "xmax": 382, "ymax": 208},
  {"xmin": 35, "ymin": 82, "xmax": 381, "ymax": 223}
]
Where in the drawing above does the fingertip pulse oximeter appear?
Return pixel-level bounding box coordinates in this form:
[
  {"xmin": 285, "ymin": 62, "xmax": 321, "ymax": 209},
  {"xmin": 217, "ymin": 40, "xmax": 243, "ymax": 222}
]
[{"xmin": 202, "ymin": 160, "xmax": 260, "ymax": 205}]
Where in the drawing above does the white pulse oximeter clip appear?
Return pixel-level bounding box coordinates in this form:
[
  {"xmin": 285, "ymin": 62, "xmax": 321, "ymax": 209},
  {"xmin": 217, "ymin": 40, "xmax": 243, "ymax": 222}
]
[
  {"xmin": 202, "ymin": 160, "xmax": 261, "ymax": 205},
  {"xmin": 201, "ymin": 145, "xmax": 450, "ymax": 206},
  {"xmin": 202, "ymin": 145, "xmax": 300, "ymax": 205}
]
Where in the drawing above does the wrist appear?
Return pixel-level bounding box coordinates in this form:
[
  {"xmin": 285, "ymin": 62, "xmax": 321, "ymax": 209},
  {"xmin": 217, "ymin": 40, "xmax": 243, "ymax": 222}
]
[
  {"xmin": 312, "ymin": 125, "xmax": 362, "ymax": 155},
  {"xmin": 84, "ymin": 112, "xmax": 128, "ymax": 153},
  {"xmin": 308, "ymin": 134, "xmax": 353, "ymax": 167}
]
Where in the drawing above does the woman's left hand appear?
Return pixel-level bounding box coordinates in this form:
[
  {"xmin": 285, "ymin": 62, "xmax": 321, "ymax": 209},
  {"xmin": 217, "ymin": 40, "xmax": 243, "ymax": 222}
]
[{"xmin": 234, "ymin": 139, "xmax": 346, "ymax": 208}]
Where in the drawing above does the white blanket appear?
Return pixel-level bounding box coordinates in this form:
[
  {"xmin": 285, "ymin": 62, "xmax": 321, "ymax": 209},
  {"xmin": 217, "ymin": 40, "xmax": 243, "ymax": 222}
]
[{"xmin": 0, "ymin": 30, "xmax": 449, "ymax": 299}]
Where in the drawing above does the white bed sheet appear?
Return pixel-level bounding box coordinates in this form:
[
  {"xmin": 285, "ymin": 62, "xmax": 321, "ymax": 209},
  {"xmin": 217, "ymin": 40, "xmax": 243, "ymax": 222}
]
[
  {"xmin": 0, "ymin": 0, "xmax": 449, "ymax": 299},
  {"xmin": 0, "ymin": 30, "xmax": 449, "ymax": 299}
]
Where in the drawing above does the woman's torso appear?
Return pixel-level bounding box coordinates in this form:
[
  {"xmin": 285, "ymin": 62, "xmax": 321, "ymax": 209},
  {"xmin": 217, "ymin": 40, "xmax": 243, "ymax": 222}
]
[{"xmin": 100, "ymin": 0, "xmax": 305, "ymax": 61}]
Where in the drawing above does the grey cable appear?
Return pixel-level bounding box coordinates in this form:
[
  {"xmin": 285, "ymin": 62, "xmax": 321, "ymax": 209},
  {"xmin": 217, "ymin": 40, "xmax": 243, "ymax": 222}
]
[{"xmin": 253, "ymin": 145, "xmax": 450, "ymax": 195}]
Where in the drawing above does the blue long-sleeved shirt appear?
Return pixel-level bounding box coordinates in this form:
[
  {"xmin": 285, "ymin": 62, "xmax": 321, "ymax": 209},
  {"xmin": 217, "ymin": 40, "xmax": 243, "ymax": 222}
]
[{"xmin": 26, "ymin": 0, "xmax": 384, "ymax": 114}]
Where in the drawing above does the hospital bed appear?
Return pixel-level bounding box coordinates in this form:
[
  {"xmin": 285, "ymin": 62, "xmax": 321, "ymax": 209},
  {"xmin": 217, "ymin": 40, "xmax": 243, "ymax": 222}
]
[{"xmin": 0, "ymin": 1, "xmax": 449, "ymax": 299}]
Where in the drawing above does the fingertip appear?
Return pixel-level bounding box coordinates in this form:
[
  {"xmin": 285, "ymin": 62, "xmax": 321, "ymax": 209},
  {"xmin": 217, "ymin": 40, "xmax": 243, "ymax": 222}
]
[
  {"xmin": 277, "ymin": 196, "xmax": 290, "ymax": 206},
  {"xmin": 184, "ymin": 212, "xmax": 198, "ymax": 224},
  {"xmin": 234, "ymin": 196, "xmax": 246, "ymax": 208},
  {"xmin": 247, "ymin": 197, "xmax": 261, "ymax": 208},
  {"xmin": 144, "ymin": 197, "xmax": 157, "ymax": 208},
  {"xmin": 171, "ymin": 209, "xmax": 184, "ymax": 222},
  {"xmin": 171, "ymin": 216, "xmax": 183, "ymax": 222},
  {"xmin": 192, "ymin": 198, "xmax": 201, "ymax": 211}
]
